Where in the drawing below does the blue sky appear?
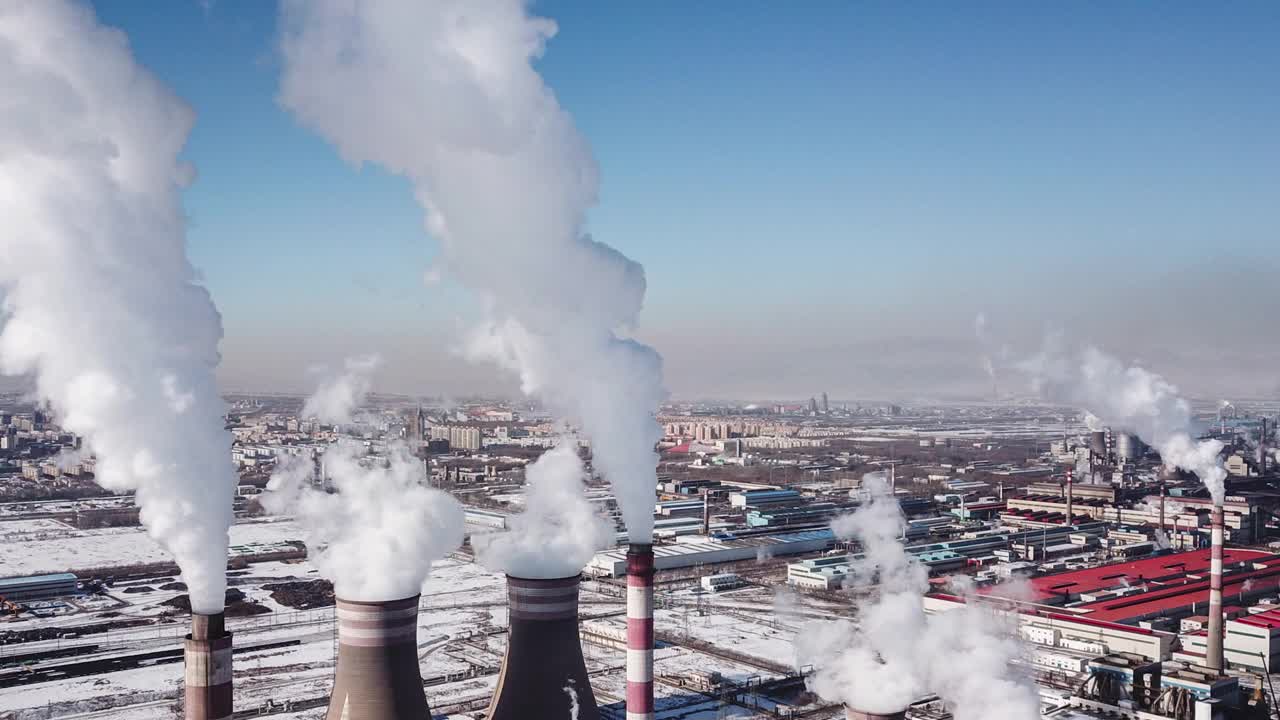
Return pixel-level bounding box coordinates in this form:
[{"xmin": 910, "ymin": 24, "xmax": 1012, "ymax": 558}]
[{"xmin": 88, "ymin": 1, "xmax": 1280, "ymax": 400}]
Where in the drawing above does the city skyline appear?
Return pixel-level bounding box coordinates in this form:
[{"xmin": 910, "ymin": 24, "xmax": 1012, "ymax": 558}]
[{"xmin": 21, "ymin": 0, "xmax": 1273, "ymax": 401}]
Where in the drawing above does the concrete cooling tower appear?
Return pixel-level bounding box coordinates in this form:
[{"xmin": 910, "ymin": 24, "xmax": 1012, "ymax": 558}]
[
  {"xmin": 486, "ymin": 574, "xmax": 599, "ymax": 720},
  {"xmin": 846, "ymin": 707, "xmax": 908, "ymax": 720},
  {"xmin": 185, "ymin": 612, "xmax": 233, "ymax": 720},
  {"xmin": 326, "ymin": 595, "xmax": 429, "ymax": 720}
]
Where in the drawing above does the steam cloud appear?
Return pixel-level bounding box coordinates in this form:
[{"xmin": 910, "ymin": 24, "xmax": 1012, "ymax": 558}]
[
  {"xmin": 264, "ymin": 441, "xmax": 464, "ymax": 600},
  {"xmin": 277, "ymin": 0, "xmax": 666, "ymax": 548},
  {"xmin": 265, "ymin": 359, "xmax": 463, "ymax": 600},
  {"xmin": 798, "ymin": 474, "xmax": 1038, "ymax": 720},
  {"xmin": 1023, "ymin": 339, "xmax": 1227, "ymax": 504},
  {"xmin": 301, "ymin": 354, "xmax": 380, "ymax": 425},
  {"xmin": 474, "ymin": 440, "xmax": 614, "ymax": 578},
  {"xmin": 0, "ymin": 0, "xmax": 235, "ymax": 613}
]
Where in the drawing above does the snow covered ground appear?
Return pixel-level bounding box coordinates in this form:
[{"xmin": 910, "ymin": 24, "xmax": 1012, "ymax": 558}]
[{"xmin": 2, "ymin": 516, "xmax": 836, "ymax": 720}]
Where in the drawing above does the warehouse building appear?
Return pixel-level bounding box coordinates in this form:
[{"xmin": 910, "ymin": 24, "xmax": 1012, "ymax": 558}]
[
  {"xmin": 0, "ymin": 573, "xmax": 78, "ymax": 602},
  {"xmin": 587, "ymin": 528, "xmax": 835, "ymax": 577}
]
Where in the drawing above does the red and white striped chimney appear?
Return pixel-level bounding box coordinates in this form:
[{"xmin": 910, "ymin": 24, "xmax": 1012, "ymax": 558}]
[
  {"xmin": 626, "ymin": 543, "xmax": 655, "ymax": 720},
  {"xmin": 185, "ymin": 612, "xmax": 232, "ymax": 720},
  {"xmin": 1207, "ymin": 504, "xmax": 1225, "ymax": 673}
]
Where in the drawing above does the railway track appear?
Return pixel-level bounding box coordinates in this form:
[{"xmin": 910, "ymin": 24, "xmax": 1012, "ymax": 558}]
[{"xmin": 0, "ymin": 639, "xmax": 301, "ymax": 689}]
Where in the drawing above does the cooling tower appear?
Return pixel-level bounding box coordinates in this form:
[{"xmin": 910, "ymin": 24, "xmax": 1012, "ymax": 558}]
[
  {"xmin": 1089, "ymin": 430, "xmax": 1108, "ymax": 458},
  {"xmin": 1116, "ymin": 432, "xmax": 1144, "ymax": 462},
  {"xmin": 486, "ymin": 575, "xmax": 598, "ymax": 720},
  {"xmin": 1207, "ymin": 505, "xmax": 1225, "ymax": 673},
  {"xmin": 326, "ymin": 595, "xmax": 429, "ymax": 720},
  {"xmin": 185, "ymin": 612, "xmax": 232, "ymax": 720},
  {"xmin": 626, "ymin": 543, "xmax": 655, "ymax": 720},
  {"xmin": 846, "ymin": 707, "xmax": 907, "ymax": 720}
]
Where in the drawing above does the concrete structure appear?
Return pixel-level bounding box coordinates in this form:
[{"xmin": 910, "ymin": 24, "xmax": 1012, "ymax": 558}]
[
  {"xmin": 626, "ymin": 545, "xmax": 655, "ymax": 720},
  {"xmin": 487, "ymin": 575, "xmax": 598, "ymax": 720},
  {"xmin": 185, "ymin": 612, "xmax": 232, "ymax": 720},
  {"xmin": 845, "ymin": 707, "xmax": 906, "ymax": 720},
  {"xmin": 326, "ymin": 596, "xmax": 428, "ymax": 720},
  {"xmin": 1206, "ymin": 505, "xmax": 1225, "ymax": 673}
]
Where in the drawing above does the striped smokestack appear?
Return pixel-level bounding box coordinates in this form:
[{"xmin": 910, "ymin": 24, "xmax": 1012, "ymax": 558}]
[
  {"xmin": 326, "ymin": 595, "xmax": 428, "ymax": 720},
  {"xmin": 185, "ymin": 612, "xmax": 232, "ymax": 720},
  {"xmin": 1065, "ymin": 467, "xmax": 1073, "ymax": 526},
  {"xmin": 626, "ymin": 543, "xmax": 655, "ymax": 720},
  {"xmin": 487, "ymin": 574, "xmax": 598, "ymax": 720},
  {"xmin": 1207, "ymin": 504, "xmax": 1225, "ymax": 673},
  {"xmin": 846, "ymin": 706, "xmax": 907, "ymax": 720}
]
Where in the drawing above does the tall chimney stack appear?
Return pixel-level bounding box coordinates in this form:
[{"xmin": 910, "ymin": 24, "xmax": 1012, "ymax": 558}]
[
  {"xmin": 486, "ymin": 575, "xmax": 598, "ymax": 720},
  {"xmin": 846, "ymin": 706, "xmax": 907, "ymax": 720},
  {"xmin": 626, "ymin": 543, "xmax": 656, "ymax": 720},
  {"xmin": 185, "ymin": 612, "xmax": 232, "ymax": 720},
  {"xmin": 1258, "ymin": 417, "xmax": 1268, "ymax": 476},
  {"xmin": 702, "ymin": 490, "xmax": 710, "ymax": 536},
  {"xmin": 1064, "ymin": 467, "xmax": 1074, "ymax": 527},
  {"xmin": 1207, "ymin": 504, "xmax": 1225, "ymax": 674},
  {"xmin": 1159, "ymin": 481, "xmax": 1167, "ymax": 535},
  {"xmin": 326, "ymin": 595, "xmax": 429, "ymax": 720}
]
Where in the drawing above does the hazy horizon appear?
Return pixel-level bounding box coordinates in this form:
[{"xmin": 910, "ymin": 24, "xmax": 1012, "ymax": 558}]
[{"xmin": 31, "ymin": 1, "xmax": 1277, "ymax": 402}]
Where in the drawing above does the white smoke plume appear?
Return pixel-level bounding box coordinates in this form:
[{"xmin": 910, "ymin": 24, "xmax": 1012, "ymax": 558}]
[
  {"xmin": 797, "ymin": 474, "xmax": 1038, "ymax": 720},
  {"xmin": 975, "ymin": 313, "xmax": 996, "ymax": 382},
  {"xmin": 301, "ymin": 354, "xmax": 380, "ymax": 425},
  {"xmin": 264, "ymin": 441, "xmax": 464, "ymax": 601},
  {"xmin": 277, "ymin": 0, "xmax": 666, "ymax": 546},
  {"xmin": 1024, "ymin": 339, "xmax": 1227, "ymax": 504},
  {"xmin": 0, "ymin": 1, "xmax": 235, "ymax": 613},
  {"xmin": 473, "ymin": 440, "xmax": 613, "ymax": 578}
]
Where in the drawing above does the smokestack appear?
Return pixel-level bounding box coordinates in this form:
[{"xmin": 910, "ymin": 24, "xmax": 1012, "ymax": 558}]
[
  {"xmin": 1159, "ymin": 482, "xmax": 1167, "ymax": 533},
  {"xmin": 1207, "ymin": 504, "xmax": 1225, "ymax": 674},
  {"xmin": 845, "ymin": 707, "xmax": 907, "ymax": 720},
  {"xmin": 327, "ymin": 596, "xmax": 429, "ymax": 720},
  {"xmin": 1065, "ymin": 467, "xmax": 1074, "ymax": 527},
  {"xmin": 487, "ymin": 575, "xmax": 598, "ymax": 720},
  {"xmin": 1258, "ymin": 417, "xmax": 1268, "ymax": 475},
  {"xmin": 627, "ymin": 544, "xmax": 656, "ymax": 720},
  {"xmin": 185, "ymin": 612, "xmax": 232, "ymax": 720},
  {"xmin": 702, "ymin": 490, "xmax": 710, "ymax": 536}
]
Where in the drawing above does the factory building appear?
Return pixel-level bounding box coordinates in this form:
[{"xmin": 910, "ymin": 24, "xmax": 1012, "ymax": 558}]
[
  {"xmin": 1176, "ymin": 608, "xmax": 1280, "ymax": 673},
  {"xmin": 1004, "ymin": 493, "xmax": 1261, "ymax": 543},
  {"xmin": 0, "ymin": 573, "xmax": 77, "ymax": 602},
  {"xmin": 587, "ymin": 529, "xmax": 835, "ymax": 577}
]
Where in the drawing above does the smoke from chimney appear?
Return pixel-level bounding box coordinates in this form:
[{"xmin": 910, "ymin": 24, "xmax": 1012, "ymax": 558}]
[
  {"xmin": 1022, "ymin": 339, "xmax": 1228, "ymax": 504},
  {"xmin": 798, "ymin": 473, "xmax": 1039, "ymax": 720},
  {"xmin": 266, "ymin": 441, "xmax": 463, "ymax": 600},
  {"xmin": 276, "ymin": 0, "xmax": 666, "ymax": 547},
  {"xmin": 474, "ymin": 440, "xmax": 613, "ymax": 579},
  {"xmin": 0, "ymin": 0, "xmax": 236, "ymax": 614},
  {"xmin": 302, "ymin": 354, "xmax": 381, "ymax": 425}
]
